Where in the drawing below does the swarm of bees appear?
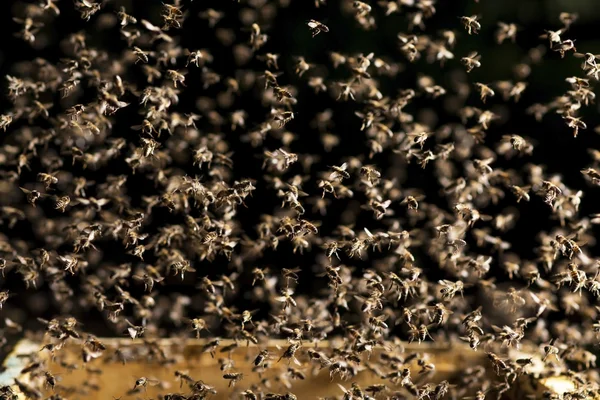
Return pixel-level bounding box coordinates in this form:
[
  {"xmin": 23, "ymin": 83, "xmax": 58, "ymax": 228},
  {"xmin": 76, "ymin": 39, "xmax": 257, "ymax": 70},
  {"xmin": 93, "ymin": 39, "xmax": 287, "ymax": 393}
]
[{"xmin": 1, "ymin": 0, "xmax": 600, "ymax": 399}]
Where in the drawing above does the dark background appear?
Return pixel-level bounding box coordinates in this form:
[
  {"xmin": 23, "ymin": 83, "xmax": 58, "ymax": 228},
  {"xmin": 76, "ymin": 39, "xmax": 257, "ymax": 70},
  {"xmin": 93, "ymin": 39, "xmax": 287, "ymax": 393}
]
[{"xmin": 0, "ymin": 0, "xmax": 600, "ymax": 340}]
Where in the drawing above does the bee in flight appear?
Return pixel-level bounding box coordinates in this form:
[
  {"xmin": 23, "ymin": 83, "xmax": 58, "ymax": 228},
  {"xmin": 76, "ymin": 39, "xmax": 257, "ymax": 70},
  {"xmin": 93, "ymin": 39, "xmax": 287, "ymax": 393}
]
[{"xmin": 307, "ymin": 20, "xmax": 329, "ymax": 37}]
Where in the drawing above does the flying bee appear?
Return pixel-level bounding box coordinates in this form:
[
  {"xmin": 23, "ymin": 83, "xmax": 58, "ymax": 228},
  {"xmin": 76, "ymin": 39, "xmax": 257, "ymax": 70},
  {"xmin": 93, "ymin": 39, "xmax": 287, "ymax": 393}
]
[
  {"xmin": 555, "ymin": 39, "xmax": 577, "ymax": 58},
  {"xmin": 166, "ymin": 69, "xmax": 186, "ymax": 87},
  {"xmin": 222, "ymin": 372, "xmax": 243, "ymax": 387},
  {"xmin": 132, "ymin": 47, "xmax": 150, "ymax": 64},
  {"xmin": 496, "ymin": 22, "xmax": 518, "ymax": 44},
  {"xmin": 307, "ymin": 20, "xmax": 329, "ymax": 37},
  {"xmin": 431, "ymin": 303, "xmax": 453, "ymax": 325},
  {"xmin": 132, "ymin": 377, "xmax": 160, "ymax": 392},
  {"xmin": 250, "ymin": 23, "xmax": 268, "ymax": 50},
  {"xmin": 329, "ymin": 162, "xmax": 350, "ymax": 181},
  {"xmin": 401, "ymin": 195, "xmax": 425, "ymax": 211},
  {"xmin": 254, "ymin": 349, "xmax": 270, "ymax": 367},
  {"xmin": 43, "ymin": 371, "xmax": 60, "ymax": 390},
  {"xmin": 475, "ymin": 83, "xmax": 495, "ymax": 103},
  {"xmin": 438, "ymin": 280, "xmax": 465, "ymax": 300},
  {"xmin": 0, "ymin": 290, "xmax": 10, "ymax": 309},
  {"xmin": 0, "ymin": 114, "xmax": 13, "ymax": 131},
  {"xmin": 37, "ymin": 172, "xmax": 59, "ymax": 189},
  {"xmin": 116, "ymin": 6, "xmax": 137, "ymax": 26},
  {"xmin": 174, "ymin": 370, "xmax": 194, "ymax": 388},
  {"xmin": 278, "ymin": 342, "xmax": 301, "ymax": 365},
  {"xmin": 273, "ymin": 86, "xmax": 294, "ymax": 102},
  {"xmin": 19, "ymin": 187, "xmax": 46, "ymax": 206},
  {"xmin": 54, "ymin": 196, "xmax": 71, "ymax": 212},
  {"xmin": 563, "ymin": 114, "xmax": 587, "ymax": 137},
  {"xmin": 581, "ymin": 168, "xmax": 600, "ymax": 185},
  {"xmin": 140, "ymin": 138, "xmax": 160, "ymax": 158},
  {"xmin": 540, "ymin": 28, "xmax": 565, "ymax": 49},
  {"xmin": 486, "ymin": 352, "xmax": 509, "ymax": 375},
  {"xmin": 407, "ymin": 323, "xmax": 435, "ymax": 343},
  {"xmin": 461, "ymin": 51, "xmax": 481, "ymax": 72},
  {"xmin": 460, "ymin": 15, "xmax": 481, "ymax": 34},
  {"xmin": 367, "ymin": 199, "xmax": 391, "ymax": 220},
  {"xmin": 201, "ymin": 339, "xmax": 220, "ymax": 358}
]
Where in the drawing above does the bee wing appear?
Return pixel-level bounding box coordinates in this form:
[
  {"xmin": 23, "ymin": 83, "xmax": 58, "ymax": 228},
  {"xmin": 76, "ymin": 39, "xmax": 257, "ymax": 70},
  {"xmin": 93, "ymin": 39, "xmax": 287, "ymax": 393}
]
[
  {"xmin": 352, "ymin": 295, "xmax": 367, "ymax": 304},
  {"xmin": 337, "ymin": 383, "xmax": 350, "ymax": 394},
  {"xmin": 141, "ymin": 19, "xmax": 161, "ymax": 32}
]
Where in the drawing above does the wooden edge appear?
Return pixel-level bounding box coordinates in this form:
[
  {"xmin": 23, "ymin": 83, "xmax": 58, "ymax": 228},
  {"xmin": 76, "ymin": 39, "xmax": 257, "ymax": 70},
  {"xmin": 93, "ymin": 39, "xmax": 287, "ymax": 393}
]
[
  {"xmin": 0, "ymin": 339, "xmax": 39, "ymax": 399},
  {"xmin": 537, "ymin": 376, "xmax": 600, "ymax": 399},
  {"xmin": 88, "ymin": 337, "xmax": 460, "ymax": 350},
  {"xmin": 6, "ymin": 338, "xmax": 576, "ymax": 398}
]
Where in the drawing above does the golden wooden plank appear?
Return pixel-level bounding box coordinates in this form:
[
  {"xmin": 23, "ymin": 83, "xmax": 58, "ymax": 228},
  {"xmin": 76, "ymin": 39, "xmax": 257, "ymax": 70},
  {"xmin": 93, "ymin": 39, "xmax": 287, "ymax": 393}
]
[{"xmin": 0, "ymin": 339, "xmax": 585, "ymax": 399}]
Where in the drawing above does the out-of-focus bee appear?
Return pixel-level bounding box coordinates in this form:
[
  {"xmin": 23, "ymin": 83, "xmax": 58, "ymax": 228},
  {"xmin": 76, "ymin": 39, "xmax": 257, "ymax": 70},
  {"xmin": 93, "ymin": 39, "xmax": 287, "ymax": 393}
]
[{"xmin": 222, "ymin": 372, "xmax": 243, "ymax": 387}]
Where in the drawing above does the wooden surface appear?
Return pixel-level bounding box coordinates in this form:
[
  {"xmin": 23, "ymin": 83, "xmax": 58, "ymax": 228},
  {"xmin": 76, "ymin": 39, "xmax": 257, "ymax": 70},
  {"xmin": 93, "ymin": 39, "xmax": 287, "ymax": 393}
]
[{"xmin": 0, "ymin": 338, "xmax": 586, "ymax": 399}]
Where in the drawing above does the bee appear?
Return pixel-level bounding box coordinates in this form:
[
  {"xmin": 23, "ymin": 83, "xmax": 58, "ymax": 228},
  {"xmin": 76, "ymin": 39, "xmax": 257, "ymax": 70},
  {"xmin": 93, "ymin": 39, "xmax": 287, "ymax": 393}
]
[
  {"xmin": 166, "ymin": 69, "xmax": 186, "ymax": 87},
  {"xmin": 486, "ymin": 352, "xmax": 510, "ymax": 375},
  {"xmin": 278, "ymin": 342, "xmax": 301, "ymax": 365},
  {"xmin": 563, "ymin": 114, "xmax": 587, "ymax": 137},
  {"xmin": 254, "ymin": 349, "xmax": 270, "ymax": 367},
  {"xmin": 438, "ymin": 280, "xmax": 465, "ymax": 300},
  {"xmin": 329, "ymin": 163, "xmax": 350, "ymax": 181},
  {"xmin": 132, "ymin": 47, "xmax": 150, "ymax": 64},
  {"xmin": 250, "ymin": 23, "xmax": 268, "ymax": 50},
  {"xmin": 132, "ymin": 377, "xmax": 160, "ymax": 392},
  {"xmin": 201, "ymin": 339, "xmax": 220, "ymax": 358},
  {"xmin": 43, "ymin": 371, "xmax": 60, "ymax": 390},
  {"xmin": 367, "ymin": 199, "xmax": 391, "ymax": 220},
  {"xmin": 353, "ymin": 1, "xmax": 372, "ymax": 17},
  {"xmin": 401, "ymin": 195, "xmax": 424, "ymax": 211},
  {"xmin": 19, "ymin": 187, "xmax": 46, "ymax": 207},
  {"xmin": 174, "ymin": 370, "xmax": 194, "ymax": 388},
  {"xmin": 242, "ymin": 390, "xmax": 258, "ymax": 400},
  {"xmin": 430, "ymin": 303, "xmax": 453, "ymax": 326},
  {"xmin": 116, "ymin": 6, "xmax": 137, "ymax": 26},
  {"xmin": 461, "ymin": 51, "xmax": 482, "ymax": 72},
  {"xmin": 475, "ymin": 83, "xmax": 495, "ymax": 103},
  {"xmin": 496, "ymin": 22, "xmax": 518, "ymax": 44},
  {"xmin": 307, "ymin": 20, "xmax": 329, "ymax": 37},
  {"xmin": 460, "ymin": 15, "xmax": 481, "ymax": 35},
  {"xmin": 273, "ymin": 86, "xmax": 294, "ymax": 102},
  {"xmin": 407, "ymin": 323, "xmax": 435, "ymax": 343},
  {"xmin": 54, "ymin": 196, "xmax": 71, "ymax": 212},
  {"xmin": 222, "ymin": 372, "xmax": 243, "ymax": 387},
  {"xmin": 0, "ymin": 114, "xmax": 13, "ymax": 131},
  {"xmin": 37, "ymin": 172, "xmax": 59, "ymax": 189},
  {"xmin": 540, "ymin": 28, "xmax": 565, "ymax": 49},
  {"xmin": 14, "ymin": 379, "xmax": 42, "ymax": 400}
]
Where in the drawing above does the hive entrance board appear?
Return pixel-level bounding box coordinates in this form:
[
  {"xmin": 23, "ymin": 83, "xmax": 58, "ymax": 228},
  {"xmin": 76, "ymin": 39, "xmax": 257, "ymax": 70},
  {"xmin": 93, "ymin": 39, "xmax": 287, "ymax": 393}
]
[{"xmin": 0, "ymin": 339, "xmax": 584, "ymax": 399}]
